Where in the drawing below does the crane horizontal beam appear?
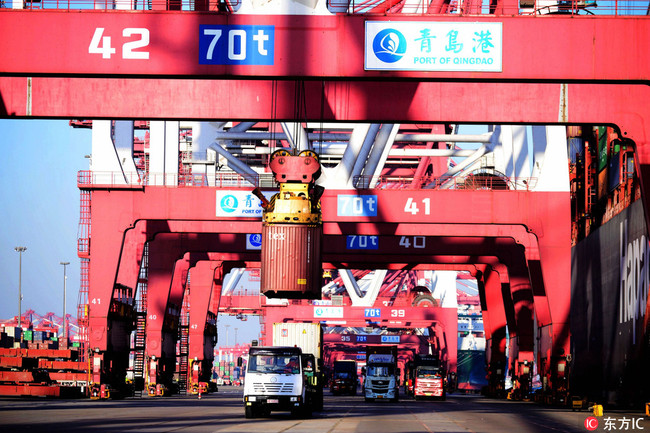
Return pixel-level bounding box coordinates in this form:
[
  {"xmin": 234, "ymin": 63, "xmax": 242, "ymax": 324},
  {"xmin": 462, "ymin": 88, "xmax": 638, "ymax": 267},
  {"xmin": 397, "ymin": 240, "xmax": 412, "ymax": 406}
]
[{"xmin": 1, "ymin": 12, "xmax": 649, "ymax": 81}]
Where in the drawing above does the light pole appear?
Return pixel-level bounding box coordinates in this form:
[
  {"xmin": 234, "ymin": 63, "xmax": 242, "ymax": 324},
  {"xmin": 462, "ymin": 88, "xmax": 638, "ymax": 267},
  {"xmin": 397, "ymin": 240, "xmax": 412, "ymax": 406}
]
[
  {"xmin": 60, "ymin": 261, "xmax": 70, "ymax": 342},
  {"xmin": 224, "ymin": 324, "xmax": 230, "ymax": 347},
  {"xmin": 14, "ymin": 246, "xmax": 26, "ymax": 329},
  {"xmin": 234, "ymin": 328, "xmax": 238, "ymax": 346}
]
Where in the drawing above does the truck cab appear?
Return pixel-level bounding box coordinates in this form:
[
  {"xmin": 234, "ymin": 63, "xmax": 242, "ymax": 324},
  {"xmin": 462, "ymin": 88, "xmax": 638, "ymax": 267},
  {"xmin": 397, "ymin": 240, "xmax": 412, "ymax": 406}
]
[
  {"xmin": 363, "ymin": 347, "xmax": 399, "ymax": 402},
  {"xmin": 242, "ymin": 346, "xmax": 319, "ymax": 418},
  {"xmin": 409, "ymin": 355, "xmax": 446, "ymax": 400},
  {"xmin": 330, "ymin": 360, "xmax": 357, "ymax": 396}
]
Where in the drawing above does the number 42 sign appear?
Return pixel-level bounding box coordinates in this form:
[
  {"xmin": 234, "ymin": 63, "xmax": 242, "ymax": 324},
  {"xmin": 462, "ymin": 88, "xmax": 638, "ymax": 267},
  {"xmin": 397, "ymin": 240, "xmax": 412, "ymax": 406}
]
[{"xmin": 88, "ymin": 27, "xmax": 150, "ymax": 60}]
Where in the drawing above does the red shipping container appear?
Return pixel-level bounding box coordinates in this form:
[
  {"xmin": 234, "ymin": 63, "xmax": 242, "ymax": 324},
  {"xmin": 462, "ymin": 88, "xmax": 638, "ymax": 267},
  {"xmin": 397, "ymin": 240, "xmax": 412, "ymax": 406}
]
[{"xmin": 261, "ymin": 224, "xmax": 322, "ymax": 299}]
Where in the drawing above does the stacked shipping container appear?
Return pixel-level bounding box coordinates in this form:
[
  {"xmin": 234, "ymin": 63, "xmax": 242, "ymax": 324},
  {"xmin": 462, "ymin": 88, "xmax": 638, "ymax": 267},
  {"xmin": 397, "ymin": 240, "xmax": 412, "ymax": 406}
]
[
  {"xmin": 0, "ymin": 325, "xmax": 87, "ymax": 397},
  {"xmin": 213, "ymin": 344, "xmax": 250, "ymax": 385}
]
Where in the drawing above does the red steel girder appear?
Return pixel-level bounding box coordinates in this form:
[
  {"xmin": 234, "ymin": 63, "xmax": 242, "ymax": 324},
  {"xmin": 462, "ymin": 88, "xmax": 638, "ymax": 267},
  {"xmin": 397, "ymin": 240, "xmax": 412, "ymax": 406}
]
[
  {"xmin": 262, "ymin": 305, "xmax": 459, "ymax": 336},
  {"xmin": 83, "ymin": 186, "xmax": 564, "ymax": 391},
  {"xmin": 6, "ymin": 79, "xmax": 650, "ymax": 225},
  {"xmin": 7, "ymin": 79, "xmax": 650, "ymax": 226},
  {"xmin": 0, "ymin": 80, "xmax": 644, "ymax": 128},
  {"xmin": 0, "ymin": 13, "xmax": 649, "ymax": 81},
  {"xmin": 264, "ymin": 304, "xmax": 458, "ymax": 373},
  {"xmin": 86, "ymin": 190, "xmax": 261, "ymax": 351},
  {"xmin": 320, "ymin": 238, "xmax": 537, "ymax": 356},
  {"xmin": 86, "ymin": 187, "xmax": 568, "ymax": 355},
  {"xmin": 143, "ymin": 233, "xmax": 254, "ymax": 357},
  {"xmin": 116, "ymin": 219, "xmax": 255, "ymax": 293},
  {"xmin": 475, "ymin": 265, "xmax": 509, "ymax": 362},
  {"xmin": 187, "ymin": 260, "xmax": 220, "ymax": 362},
  {"xmin": 189, "ymin": 257, "xmax": 260, "ymax": 360}
]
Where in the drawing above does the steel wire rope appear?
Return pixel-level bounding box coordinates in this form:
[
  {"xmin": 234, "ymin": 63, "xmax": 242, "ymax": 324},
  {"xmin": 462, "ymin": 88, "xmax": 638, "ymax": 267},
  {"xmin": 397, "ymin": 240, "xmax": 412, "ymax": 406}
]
[
  {"xmin": 294, "ymin": 79, "xmax": 308, "ymax": 154},
  {"xmin": 270, "ymin": 80, "xmax": 278, "ymax": 184},
  {"xmin": 294, "ymin": 80, "xmax": 300, "ymax": 153},
  {"xmin": 319, "ymin": 80, "xmax": 325, "ymax": 157}
]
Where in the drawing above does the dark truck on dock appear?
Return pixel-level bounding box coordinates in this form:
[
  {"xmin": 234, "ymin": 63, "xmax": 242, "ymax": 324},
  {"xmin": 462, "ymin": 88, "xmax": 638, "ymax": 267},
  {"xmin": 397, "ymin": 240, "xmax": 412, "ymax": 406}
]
[{"xmin": 330, "ymin": 360, "xmax": 357, "ymax": 395}]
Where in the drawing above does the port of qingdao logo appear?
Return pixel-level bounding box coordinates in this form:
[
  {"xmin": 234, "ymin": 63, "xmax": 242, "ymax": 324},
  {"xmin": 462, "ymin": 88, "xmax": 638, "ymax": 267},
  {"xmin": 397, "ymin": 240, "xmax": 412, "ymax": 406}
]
[
  {"xmin": 221, "ymin": 195, "xmax": 238, "ymax": 212},
  {"xmin": 249, "ymin": 234, "xmax": 262, "ymax": 247},
  {"xmin": 372, "ymin": 28, "xmax": 406, "ymax": 63}
]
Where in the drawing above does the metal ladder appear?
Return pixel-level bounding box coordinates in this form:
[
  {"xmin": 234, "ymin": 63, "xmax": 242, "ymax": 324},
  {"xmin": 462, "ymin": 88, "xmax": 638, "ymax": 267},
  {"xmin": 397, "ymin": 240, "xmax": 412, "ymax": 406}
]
[
  {"xmin": 131, "ymin": 244, "xmax": 149, "ymax": 397},
  {"xmin": 177, "ymin": 276, "xmax": 190, "ymax": 395},
  {"xmin": 178, "ymin": 323, "xmax": 189, "ymax": 395}
]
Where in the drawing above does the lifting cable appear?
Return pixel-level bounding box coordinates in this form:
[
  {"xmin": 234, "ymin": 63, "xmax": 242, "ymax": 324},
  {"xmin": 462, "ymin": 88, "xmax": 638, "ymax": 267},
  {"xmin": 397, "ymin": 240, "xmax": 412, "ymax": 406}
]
[
  {"xmin": 319, "ymin": 80, "xmax": 325, "ymax": 157},
  {"xmin": 270, "ymin": 80, "xmax": 278, "ymax": 167},
  {"xmin": 293, "ymin": 79, "xmax": 308, "ymax": 154}
]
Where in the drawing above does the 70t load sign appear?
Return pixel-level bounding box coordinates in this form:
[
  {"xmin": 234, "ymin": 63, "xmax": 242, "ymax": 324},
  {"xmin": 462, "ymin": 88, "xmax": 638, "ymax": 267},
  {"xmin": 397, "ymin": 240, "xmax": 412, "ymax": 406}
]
[{"xmin": 199, "ymin": 25, "xmax": 274, "ymax": 65}]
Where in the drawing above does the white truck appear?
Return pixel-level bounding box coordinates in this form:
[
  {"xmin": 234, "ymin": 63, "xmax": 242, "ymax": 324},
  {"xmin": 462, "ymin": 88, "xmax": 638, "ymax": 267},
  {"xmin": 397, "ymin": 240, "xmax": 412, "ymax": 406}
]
[
  {"xmin": 242, "ymin": 323, "xmax": 323, "ymax": 418},
  {"xmin": 363, "ymin": 345, "xmax": 399, "ymax": 402}
]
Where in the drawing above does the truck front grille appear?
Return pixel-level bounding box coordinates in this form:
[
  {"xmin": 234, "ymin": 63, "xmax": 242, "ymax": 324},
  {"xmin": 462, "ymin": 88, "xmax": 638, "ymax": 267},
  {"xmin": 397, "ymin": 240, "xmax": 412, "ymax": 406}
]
[
  {"xmin": 369, "ymin": 380, "xmax": 390, "ymax": 391},
  {"xmin": 252, "ymin": 382, "xmax": 294, "ymax": 393}
]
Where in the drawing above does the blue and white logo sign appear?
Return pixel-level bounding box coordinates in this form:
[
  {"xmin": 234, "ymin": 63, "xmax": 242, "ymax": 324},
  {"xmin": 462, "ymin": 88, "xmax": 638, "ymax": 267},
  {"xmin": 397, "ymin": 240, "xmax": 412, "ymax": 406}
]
[
  {"xmin": 215, "ymin": 190, "xmax": 274, "ymax": 217},
  {"xmin": 246, "ymin": 234, "xmax": 262, "ymax": 250},
  {"xmin": 313, "ymin": 306, "xmax": 344, "ymax": 319},
  {"xmin": 366, "ymin": 21, "xmax": 502, "ymax": 72},
  {"xmin": 372, "ymin": 28, "xmax": 407, "ymax": 63}
]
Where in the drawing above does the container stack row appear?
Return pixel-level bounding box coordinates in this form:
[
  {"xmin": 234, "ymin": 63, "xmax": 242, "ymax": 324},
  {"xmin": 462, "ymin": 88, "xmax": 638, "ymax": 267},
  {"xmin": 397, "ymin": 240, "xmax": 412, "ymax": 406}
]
[
  {"xmin": 0, "ymin": 325, "xmax": 87, "ymax": 397},
  {"xmin": 213, "ymin": 344, "xmax": 249, "ymax": 386}
]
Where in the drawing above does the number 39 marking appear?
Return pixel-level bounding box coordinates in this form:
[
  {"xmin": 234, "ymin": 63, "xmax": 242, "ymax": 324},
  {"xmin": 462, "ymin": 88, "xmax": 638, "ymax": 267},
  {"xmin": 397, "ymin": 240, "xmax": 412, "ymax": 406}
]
[{"xmin": 89, "ymin": 27, "xmax": 150, "ymax": 60}]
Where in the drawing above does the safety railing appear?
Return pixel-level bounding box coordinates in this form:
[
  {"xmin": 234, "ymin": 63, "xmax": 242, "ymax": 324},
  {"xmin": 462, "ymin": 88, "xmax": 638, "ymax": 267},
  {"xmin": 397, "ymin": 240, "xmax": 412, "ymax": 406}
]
[
  {"xmin": 353, "ymin": 174, "xmax": 538, "ymax": 190},
  {"xmin": 77, "ymin": 170, "xmax": 259, "ymax": 188},
  {"xmin": 3, "ymin": 0, "xmax": 240, "ymax": 11},
  {"xmin": 3, "ymin": 0, "xmax": 648, "ymax": 15},
  {"xmin": 327, "ymin": 0, "xmax": 647, "ymax": 15}
]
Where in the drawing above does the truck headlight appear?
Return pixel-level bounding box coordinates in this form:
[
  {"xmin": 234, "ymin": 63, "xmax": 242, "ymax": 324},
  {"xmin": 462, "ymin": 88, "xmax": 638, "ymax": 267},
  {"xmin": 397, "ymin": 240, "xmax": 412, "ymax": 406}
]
[{"xmin": 247, "ymin": 396, "xmax": 257, "ymax": 402}]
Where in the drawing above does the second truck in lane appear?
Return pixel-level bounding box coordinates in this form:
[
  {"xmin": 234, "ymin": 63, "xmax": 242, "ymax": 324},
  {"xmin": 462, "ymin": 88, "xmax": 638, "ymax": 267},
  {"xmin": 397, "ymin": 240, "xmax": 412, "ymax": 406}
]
[{"xmin": 363, "ymin": 345, "xmax": 399, "ymax": 402}]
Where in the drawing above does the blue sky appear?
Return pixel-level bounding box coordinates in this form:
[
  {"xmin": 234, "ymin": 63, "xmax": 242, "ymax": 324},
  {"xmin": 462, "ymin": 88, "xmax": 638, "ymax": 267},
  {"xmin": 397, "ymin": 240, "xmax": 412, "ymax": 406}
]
[
  {"xmin": 0, "ymin": 119, "xmax": 257, "ymax": 346},
  {"xmin": 0, "ymin": 119, "xmax": 89, "ymax": 326}
]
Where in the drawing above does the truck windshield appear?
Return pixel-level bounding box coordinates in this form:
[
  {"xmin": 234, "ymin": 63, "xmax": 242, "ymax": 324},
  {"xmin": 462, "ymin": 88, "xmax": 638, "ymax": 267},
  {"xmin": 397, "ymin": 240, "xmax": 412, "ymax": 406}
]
[
  {"xmin": 367, "ymin": 365, "xmax": 394, "ymax": 377},
  {"xmin": 416, "ymin": 367, "xmax": 441, "ymax": 378},
  {"xmin": 248, "ymin": 354, "xmax": 301, "ymax": 374}
]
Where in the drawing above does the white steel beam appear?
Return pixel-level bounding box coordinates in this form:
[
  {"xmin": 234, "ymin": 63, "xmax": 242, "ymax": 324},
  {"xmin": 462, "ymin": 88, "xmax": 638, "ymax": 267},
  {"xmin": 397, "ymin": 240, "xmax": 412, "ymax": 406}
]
[{"xmin": 340, "ymin": 269, "xmax": 387, "ymax": 307}]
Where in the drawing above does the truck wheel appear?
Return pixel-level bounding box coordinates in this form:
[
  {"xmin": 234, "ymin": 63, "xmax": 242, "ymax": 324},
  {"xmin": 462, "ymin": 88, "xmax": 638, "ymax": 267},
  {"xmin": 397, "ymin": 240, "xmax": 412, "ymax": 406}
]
[
  {"xmin": 365, "ymin": 397, "xmax": 374, "ymax": 403},
  {"xmin": 245, "ymin": 406, "xmax": 256, "ymax": 419}
]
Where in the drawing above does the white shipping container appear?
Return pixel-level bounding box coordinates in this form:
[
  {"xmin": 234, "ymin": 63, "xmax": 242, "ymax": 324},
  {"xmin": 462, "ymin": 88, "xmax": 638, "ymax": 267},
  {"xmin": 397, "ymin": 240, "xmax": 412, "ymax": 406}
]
[
  {"xmin": 272, "ymin": 323, "xmax": 322, "ymax": 361},
  {"xmin": 4, "ymin": 326, "xmax": 22, "ymax": 340}
]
